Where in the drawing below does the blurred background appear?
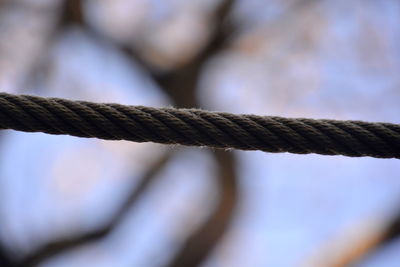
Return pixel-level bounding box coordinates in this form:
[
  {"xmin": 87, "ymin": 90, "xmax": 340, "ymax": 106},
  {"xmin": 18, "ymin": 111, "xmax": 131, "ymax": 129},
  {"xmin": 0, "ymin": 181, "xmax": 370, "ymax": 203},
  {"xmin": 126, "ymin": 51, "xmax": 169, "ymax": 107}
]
[{"xmin": 0, "ymin": 0, "xmax": 400, "ymax": 266}]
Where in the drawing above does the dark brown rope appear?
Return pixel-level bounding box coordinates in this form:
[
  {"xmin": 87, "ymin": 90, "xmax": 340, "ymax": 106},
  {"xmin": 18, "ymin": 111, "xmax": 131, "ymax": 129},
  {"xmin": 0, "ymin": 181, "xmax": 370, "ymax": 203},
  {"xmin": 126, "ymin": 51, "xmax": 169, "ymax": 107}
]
[{"xmin": 0, "ymin": 92, "xmax": 399, "ymax": 159}]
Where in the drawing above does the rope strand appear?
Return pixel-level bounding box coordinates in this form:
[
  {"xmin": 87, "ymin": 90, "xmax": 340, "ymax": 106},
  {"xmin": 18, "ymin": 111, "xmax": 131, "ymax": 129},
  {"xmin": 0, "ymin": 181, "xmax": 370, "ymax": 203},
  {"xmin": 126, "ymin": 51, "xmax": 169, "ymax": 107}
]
[{"xmin": 0, "ymin": 92, "xmax": 399, "ymax": 159}]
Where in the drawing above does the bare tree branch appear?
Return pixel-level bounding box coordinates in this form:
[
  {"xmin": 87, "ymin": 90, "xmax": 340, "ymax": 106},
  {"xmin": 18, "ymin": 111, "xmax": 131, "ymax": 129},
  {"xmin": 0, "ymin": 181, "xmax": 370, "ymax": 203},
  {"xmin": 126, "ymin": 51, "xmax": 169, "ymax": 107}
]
[
  {"xmin": 0, "ymin": 246, "xmax": 17, "ymax": 267},
  {"xmin": 344, "ymin": 208, "xmax": 400, "ymax": 267},
  {"xmin": 17, "ymin": 0, "xmax": 239, "ymax": 266},
  {"xmin": 168, "ymin": 150, "xmax": 237, "ymax": 267},
  {"xmin": 152, "ymin": 1, "xmax": 240, "ymax": 266},
  {"xmin": 18, "ymin": 151, "xmax": 174, "ymax": 267},
  {"xmin": 152, "ymin": 0, "xmax": 235, "ymax": 108}
]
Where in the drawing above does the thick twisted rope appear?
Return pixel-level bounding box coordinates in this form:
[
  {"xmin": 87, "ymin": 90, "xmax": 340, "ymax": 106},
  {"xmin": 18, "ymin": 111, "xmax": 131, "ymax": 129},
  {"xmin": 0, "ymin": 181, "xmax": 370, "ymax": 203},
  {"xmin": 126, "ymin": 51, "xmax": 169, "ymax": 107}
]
[{"xmin": 0, "ymin": 92, "xmax": 399, "ymax": 159}]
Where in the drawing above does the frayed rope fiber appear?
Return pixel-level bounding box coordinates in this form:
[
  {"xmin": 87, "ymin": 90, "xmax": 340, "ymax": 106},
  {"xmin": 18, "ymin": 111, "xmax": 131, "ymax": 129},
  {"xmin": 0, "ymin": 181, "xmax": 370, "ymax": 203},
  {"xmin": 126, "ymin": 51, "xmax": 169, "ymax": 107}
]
[{"xmin": 0, "ymin": 92, "xmax": 399, "ymax": 158}]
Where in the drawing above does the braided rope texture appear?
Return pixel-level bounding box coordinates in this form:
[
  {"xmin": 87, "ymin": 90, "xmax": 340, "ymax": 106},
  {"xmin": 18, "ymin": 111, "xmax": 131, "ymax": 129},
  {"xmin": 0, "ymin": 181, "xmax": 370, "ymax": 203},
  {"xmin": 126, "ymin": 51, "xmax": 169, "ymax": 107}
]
[{"xmin": 0, "ymin": 92, "xmax": 399, "ymax": 159}]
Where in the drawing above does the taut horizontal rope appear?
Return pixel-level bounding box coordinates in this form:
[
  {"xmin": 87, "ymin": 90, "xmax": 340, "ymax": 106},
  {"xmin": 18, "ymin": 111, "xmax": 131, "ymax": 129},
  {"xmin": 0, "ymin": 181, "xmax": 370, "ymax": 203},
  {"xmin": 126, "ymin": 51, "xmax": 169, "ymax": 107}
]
[{"xmin": 0, "ymin": 92, "xmax": 399, "ymax": 159}]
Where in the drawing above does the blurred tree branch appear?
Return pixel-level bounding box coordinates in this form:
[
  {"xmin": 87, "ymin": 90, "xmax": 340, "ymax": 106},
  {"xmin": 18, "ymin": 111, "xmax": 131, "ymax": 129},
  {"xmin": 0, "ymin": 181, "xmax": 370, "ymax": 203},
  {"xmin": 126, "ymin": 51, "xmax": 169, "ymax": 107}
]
[
  {"xmin": 152, "ymin": 1, "xmax": 240, "ymax": 266},
  {"xmin": 348, "ymin": 210, "xmax": 400, "ymax": 267},
  {"xmin": 151, "ymin": 0, "xmax": 235, "ymax": 109},
  {"xmin": 169, "ymin": 150, "xmax": 237, "ymax": 267},
  {"xmin": 59, "ymin": 0, "xmax": 83, "ymax": 26},
  {"xmin": 0, "ymin": 246, "xmax": 17, "ymax": 267},
  {"xmin": 14, "ymin": 0, "xmax": 239, "ymax": 267},
  {"xmin": 18, "ymin": 151, "xmax": 174, "ymax": 267}
]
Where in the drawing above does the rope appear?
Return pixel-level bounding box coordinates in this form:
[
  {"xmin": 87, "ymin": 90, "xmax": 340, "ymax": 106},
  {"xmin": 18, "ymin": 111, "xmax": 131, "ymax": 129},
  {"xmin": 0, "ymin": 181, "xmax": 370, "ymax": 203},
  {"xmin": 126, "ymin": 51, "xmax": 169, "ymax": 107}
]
[{"xmin": 0, "ymin": 92, "xmax": 399, "ymax": 159}]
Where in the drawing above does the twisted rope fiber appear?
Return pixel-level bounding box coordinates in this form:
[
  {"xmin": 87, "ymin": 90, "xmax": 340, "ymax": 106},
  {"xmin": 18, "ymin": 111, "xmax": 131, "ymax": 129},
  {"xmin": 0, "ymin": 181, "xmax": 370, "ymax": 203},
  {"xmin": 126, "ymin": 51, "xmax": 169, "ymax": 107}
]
[{"xmin": 0, "ymin": 92, "xmax": 399, "ymax": 159}]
